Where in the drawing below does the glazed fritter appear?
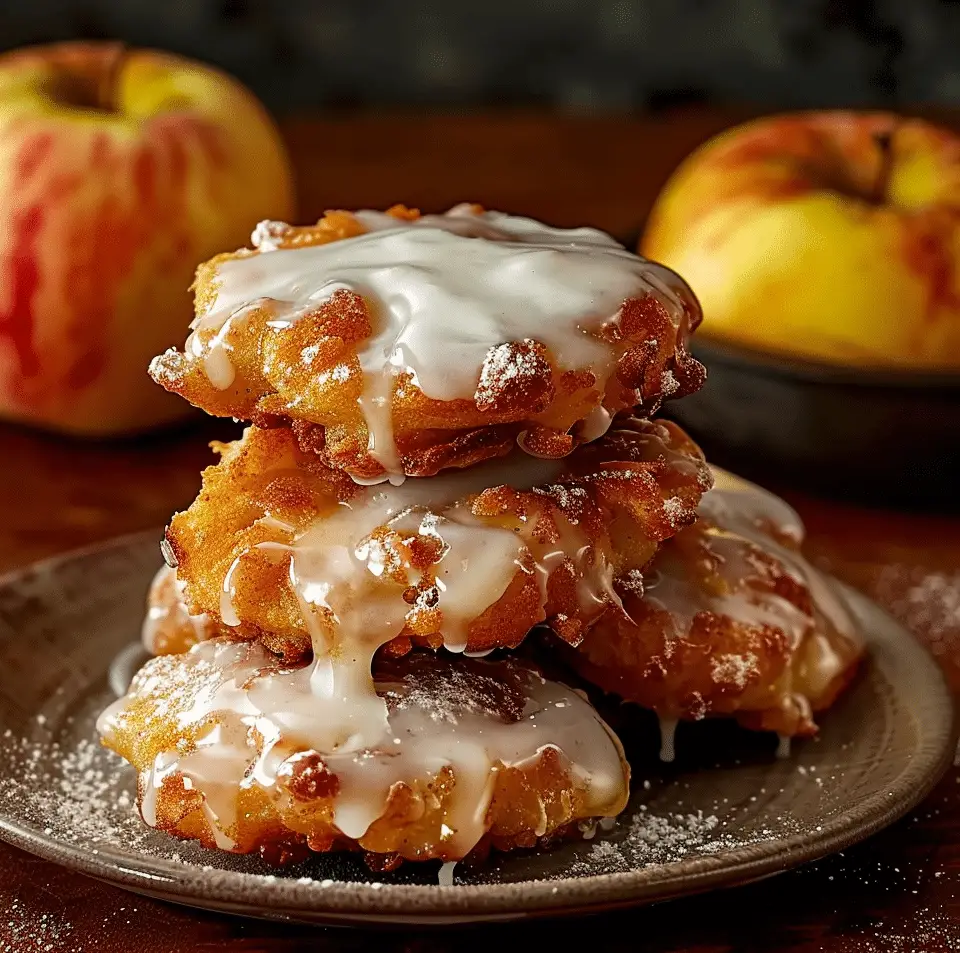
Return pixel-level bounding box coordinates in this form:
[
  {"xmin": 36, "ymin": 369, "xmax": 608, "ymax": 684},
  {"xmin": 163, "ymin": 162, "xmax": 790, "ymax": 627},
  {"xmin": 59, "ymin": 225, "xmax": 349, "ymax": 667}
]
[
  {"xmin": 98, "ymin": 641, "xmax": 629, "ymax": 867},
  {"xmin": 567, "ymin": 473, "xmax": 863, "ymax": 738},
  {"xmin": 163, "ymin": 416, "xmax": 711, "ymax": 662},
  {"xmin": 150, "ymin": 205, "xmax": 704, "ymax": 483}
]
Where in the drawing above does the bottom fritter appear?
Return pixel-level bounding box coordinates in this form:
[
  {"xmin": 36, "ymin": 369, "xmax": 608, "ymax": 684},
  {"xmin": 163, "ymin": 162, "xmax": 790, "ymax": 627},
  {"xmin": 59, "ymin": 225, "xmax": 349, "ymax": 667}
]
[{"xmin": 98, "ymin": 642, "xmax": 629, "ymax": 868}]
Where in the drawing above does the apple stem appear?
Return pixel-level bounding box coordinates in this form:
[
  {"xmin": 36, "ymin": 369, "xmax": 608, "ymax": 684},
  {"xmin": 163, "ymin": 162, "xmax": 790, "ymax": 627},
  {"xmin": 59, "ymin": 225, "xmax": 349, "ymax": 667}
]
[
  {"xmin": 97, "ymin": 43, "xmax": 127, "ymax": 113},
  {"xmin": 872, "ymin": 127, "xmax": 896, "ymax": 204}
]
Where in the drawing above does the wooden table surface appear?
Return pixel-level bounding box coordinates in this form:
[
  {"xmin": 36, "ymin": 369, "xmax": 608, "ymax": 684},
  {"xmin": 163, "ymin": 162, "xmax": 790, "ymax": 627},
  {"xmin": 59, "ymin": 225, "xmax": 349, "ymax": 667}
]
[{"xmin": 2, "ymin": 111, "xmax": 959, "ymax": 952}]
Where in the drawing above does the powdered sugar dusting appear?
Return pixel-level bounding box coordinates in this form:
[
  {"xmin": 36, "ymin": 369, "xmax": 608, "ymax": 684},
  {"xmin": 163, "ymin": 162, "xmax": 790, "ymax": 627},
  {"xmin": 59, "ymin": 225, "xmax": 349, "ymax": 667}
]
[
  {"xmin": 828, "ymin": 906, "xmax": 960, "ymax": 952},
  {"xmin": 2, "ymin": 898, "xmax": 74, "ymax": 952},
  {"xmin": 534, "ymin": 482, "xmax": 589, "ymax": 524},
  {"xmin": 618, "ymin": 568, "xmax": 646, "ymax": 596},
  {"xmin": 0, "ymin": 732, "xmax": 148, "ymax": 852},
  {"xmin": 661, "ymin": 495, "xmax": 690, "ymax": 528},
  {"xmin": 565, "ymin": 805, "xmax": 802, "ymax": 878},
  {"xmin": 474, "ymin": 339, "xmax": 550, "ymax": 410},
  {"xmin": 710, "ymin": 652, "xmax": 759, "ymax": 689},
  {"xmin": 479, "ymin": 340, "xmax": 539, "ymax": 384},
  {"xmin": 875, "ymin": 563, "xmax": 960, "ymax": 660},
  {"xmin": 660, "ymin": 369, "xmax": 679, "ymax": 397}
]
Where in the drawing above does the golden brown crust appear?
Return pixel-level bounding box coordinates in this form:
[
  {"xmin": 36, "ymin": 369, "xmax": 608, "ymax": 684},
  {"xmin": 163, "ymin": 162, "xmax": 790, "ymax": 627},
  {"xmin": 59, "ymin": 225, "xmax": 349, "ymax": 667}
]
[
  {"xmin": 132, "ymin": 739, "xmax": 600, "ymax": 866},
  {"xmin": 565, "ymin": 505, "xmax": 863, "ymax": 737},
  {"xmin": 149, "ymin": 208, "xmax": 705, "ymax": 481},
  {"xmin": 163, "ymin": 418, "xmax": 709, "ymax": 661},
  {"xmin": 142, "ymin": 565, "xmax": 225, "ymax": 656},
  {"xmin": 102, "ymin": 646, "xmax": 628, "ymax": 866}
]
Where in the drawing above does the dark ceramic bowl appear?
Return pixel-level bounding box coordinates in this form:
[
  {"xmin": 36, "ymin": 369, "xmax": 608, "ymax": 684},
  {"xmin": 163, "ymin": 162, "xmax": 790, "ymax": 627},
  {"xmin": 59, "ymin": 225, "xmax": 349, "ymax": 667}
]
[{"xmin": 666, "ymin": 337, "xmax": 960, "ymax": 508}]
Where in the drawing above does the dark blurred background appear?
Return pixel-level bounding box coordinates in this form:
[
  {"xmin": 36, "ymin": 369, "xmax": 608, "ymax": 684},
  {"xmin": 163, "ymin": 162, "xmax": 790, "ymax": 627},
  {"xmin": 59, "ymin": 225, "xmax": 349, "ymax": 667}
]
[{"xmin": 0, "ymin": 0, "xmax": 955, "ymax": 112}]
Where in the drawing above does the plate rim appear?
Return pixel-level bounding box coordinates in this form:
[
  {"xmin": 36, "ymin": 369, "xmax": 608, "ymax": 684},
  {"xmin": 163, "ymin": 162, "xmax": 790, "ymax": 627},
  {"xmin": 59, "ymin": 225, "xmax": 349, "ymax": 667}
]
[{"xmin": 0, "ymin": 534, "xmax": 955, "ymax": 925}]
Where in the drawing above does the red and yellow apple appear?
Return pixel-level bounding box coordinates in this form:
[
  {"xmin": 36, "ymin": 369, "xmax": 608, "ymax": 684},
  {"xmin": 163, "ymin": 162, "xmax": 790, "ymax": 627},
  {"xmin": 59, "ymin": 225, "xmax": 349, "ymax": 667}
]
[
  {"xmin": 642, "ymin": 111, "xmax": 960, "ymax": 368},
  {"xmin": 0, "ymin": 42, "xmax": 294, "ymax": 435}
]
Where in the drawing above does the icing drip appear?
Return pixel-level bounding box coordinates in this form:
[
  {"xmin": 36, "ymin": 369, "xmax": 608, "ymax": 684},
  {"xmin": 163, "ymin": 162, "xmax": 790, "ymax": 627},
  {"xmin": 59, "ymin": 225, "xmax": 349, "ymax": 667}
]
[
  {"xmin": 356, "ymin": 362, "xmax": 405, "ymax": 484},
  {"xmin": 188, "ymin": 206, "xmax": 690, "ymax": 479},
  {"xmin": 98, "ymin": 643, "xmax": 628, "ymax": 859},
  {"xmin": 658, "ymin": 716, "xmax": 678, "ymax": 763},
  {"xmin": 214, "ymin": 450, "xmax": 621, "ymax": 753}
]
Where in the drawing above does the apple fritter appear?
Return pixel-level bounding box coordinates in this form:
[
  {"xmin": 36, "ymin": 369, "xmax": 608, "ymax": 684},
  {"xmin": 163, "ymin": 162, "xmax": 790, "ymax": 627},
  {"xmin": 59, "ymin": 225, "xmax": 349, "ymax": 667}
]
[
  {"xmin": 566, "ymin": 476, "xmax": 863, "ymax": 738},
  {"xmin": 162, "ymin": 416, "xmax": 711, "ymax": 663},
  {"xmin": 149, "ymin": 204, "xmax": 705, "ymax": 483},
  {"xmin": 98, "ymin": 641, "xmax": 629, "ymax": 867}
]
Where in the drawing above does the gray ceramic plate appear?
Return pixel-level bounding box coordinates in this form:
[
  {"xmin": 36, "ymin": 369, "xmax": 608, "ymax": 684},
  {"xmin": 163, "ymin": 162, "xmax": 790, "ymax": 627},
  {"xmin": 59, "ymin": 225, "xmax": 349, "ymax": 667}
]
[{"xmin": 0, "ymin": 533, "xmax": 955, "ymax": 927}]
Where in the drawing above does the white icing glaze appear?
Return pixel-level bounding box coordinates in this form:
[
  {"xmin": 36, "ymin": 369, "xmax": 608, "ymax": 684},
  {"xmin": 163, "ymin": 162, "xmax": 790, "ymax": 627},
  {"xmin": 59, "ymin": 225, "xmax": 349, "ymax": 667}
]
[
  {"xmin": 642, "ymin": 472, "xmax": 861, "ymax": 740},
  {"xmin": 214, "ymin": 448, "xmax": 624, "ymax": 754},
  {"xmin": 698, "ymin": 477, "xmax": 856, "ymax": 644},
  {"xmin": 98, "ymin": 641, "xmax": 628, "ymax": 859},
  {"xmin": 658, "ymin": 715, "xmax": 678, "ymax": 763},
  {"xmin": 707, "ymin": 466, "xmax": 805, "ymax": 545},
  {"xmin": 189, "ymin": 206, "xmax": 690, "ymax": 479},
  {"xmin": 646, "ymin": 475, "xmax": 856, "ymax": 650},
  {"xmin": 643, "ymin": 526, "xmax": 812, "ymax": 649}
]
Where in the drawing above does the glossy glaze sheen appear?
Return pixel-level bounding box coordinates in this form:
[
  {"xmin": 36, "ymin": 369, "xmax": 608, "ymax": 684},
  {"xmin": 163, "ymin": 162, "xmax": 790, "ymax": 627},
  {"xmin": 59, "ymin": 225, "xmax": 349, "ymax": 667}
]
[{"xmin": 0, "ymin": 533, "xmax": 953, "ymax": 926}]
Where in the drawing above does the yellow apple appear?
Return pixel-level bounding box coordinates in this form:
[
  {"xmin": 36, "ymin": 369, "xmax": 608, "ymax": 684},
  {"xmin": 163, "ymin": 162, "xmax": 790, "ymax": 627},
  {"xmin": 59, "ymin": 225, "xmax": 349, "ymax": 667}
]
[
  {"xmin": 0, "ymin": 42, "xmax": 294, "ymax": 435},
  {"xmin": 642, "ymin": 111, "xmax": 960, "ymax": 368}
]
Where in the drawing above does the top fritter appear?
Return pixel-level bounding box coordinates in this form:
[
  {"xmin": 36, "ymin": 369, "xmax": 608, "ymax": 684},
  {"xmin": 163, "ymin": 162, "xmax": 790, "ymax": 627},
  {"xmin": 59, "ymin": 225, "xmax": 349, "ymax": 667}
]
[{"xmin": 150, "ymin": 204, "xmax": 704, "ymax": 484}]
